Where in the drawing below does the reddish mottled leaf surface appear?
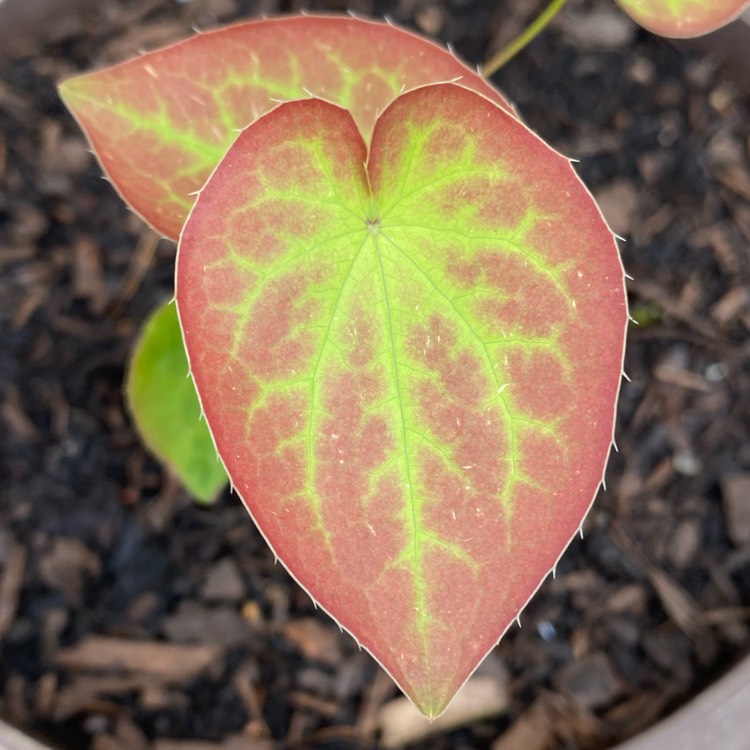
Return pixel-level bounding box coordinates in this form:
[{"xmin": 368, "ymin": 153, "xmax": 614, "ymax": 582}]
[
  {"xmin": 58, "ymin": 16, "xmax": 510, "ymax": 240},
  {"xmin": 615, "ymin": 0, "xmax": 750, "ymax": 37},
  {"xmin": 176, "ymin": 84, "xmax": 627, "ymax": 716}
]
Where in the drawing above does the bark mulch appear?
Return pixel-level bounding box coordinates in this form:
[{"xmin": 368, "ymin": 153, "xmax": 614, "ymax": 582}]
[{"xmin": 1, "ymin": 0, "xmax": 749, "ymax": 748}]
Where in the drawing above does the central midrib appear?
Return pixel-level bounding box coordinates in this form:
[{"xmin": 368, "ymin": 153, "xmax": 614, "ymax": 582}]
[{"xmin": 370, "ymin": 226, "xmax": 433, "ymax": 703}]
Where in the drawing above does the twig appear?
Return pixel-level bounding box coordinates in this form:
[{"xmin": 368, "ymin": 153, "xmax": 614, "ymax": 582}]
[{"xmin": 481, "ymin": 0, "xmax": 569, "ymax": 77}]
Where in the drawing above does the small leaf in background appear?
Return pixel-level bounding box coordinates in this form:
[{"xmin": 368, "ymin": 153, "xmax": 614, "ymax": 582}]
[
  {"xmin": 176, "ymin": 83, "xmax": 628, "ymax": 715},
  {"xmin": 615, "ymin": 0, "xmax": 750, "ymax": 37},
  {"xmin": 58, "ymin": 16, "xmax": 510, "ymax": 240},
  {"xmin": 127, "ymin": 300, "xmax": 227, "ymax": 503}
]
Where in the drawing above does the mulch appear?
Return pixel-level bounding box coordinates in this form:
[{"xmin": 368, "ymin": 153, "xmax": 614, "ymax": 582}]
[{"xmin": 1, "ymin": 0, "xmax": 750, "ymax": 748}]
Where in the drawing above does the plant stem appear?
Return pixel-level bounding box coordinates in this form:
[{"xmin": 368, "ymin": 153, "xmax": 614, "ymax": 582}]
[{"xmin": 480, "ymin": 0, "xmax": 569, "ymax": 78}]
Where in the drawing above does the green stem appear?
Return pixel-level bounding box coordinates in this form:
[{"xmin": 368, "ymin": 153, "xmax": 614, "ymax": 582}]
[{"xmin": 480, "ymin": 0, "xmax": 569, "ymax": 78}]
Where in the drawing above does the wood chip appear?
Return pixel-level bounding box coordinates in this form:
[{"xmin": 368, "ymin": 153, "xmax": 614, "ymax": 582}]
[
  {"xmin": 559, "ymin": 7, "xmax": 636, "ymax": 50},
  {"xmin": 711, "ymin": 287, "xmax": 750, "ymax": 326},
  {"xmin": 37, "ymin": 537, "xmax": 101, "ymax": 606},
  {"xmin": 281, "ymin": 618, "xmax": 343, "ymax": 667},
  {"xmin": 700, "ymin": 222, "xmax": 743, "ymax": 275},
  {"xmin": 717, "ymin": 164, "xmax": 750, "ymax": 202},
  {"xmin": 154, "ymin": 739, "xmax": 273, "ymax": 750},
  {"xmin": 654, "ymin": 363, "xmax": 712, "ymax": 392},
  {"xmin": 29, "ymin": 674, "xmax": 56, "ymax": 724},
  {"xmin": 1, "ymin": 386, "xmax": 41, "ymax": 442},
  {"xmin": 594, "ymin": 180, "xmax": 639, "ymax": 236},
  {"xmin": 287, "ymin": 690, "xmax": 339, "ymax": 718},
  {"xmin": 721, "ymin": 474, "xmax": 750, "ymax": 546},
  {"xmin": 72, "ymin": 237, "xmax": 108, "ymax": 315},
  {"xmin": 5, "ymin": 674, "xmax": 30, "ymax": 725},
  {"xmin": 161, "ymin": 601, "xmax": 252, "ymax": 648},
  {"xmin": 605, "ymin": 584, "xmax": 647, "ymax": 615},
  {"xmin": 643, "ymin": 626, "xmax": 694, "ymax": 688},
  {"xmin": 39, "ymin": 120, "xmax": 90, "ymax": 174},
  {"xmin": 10, "ymin": 205, "xmax": 48, "ymax": 244},
  {"xmin": 356, "ymin": 668, "xmax": 398, "ymax": 738},
  {"xmin": 491, "ymin": 703, "xmax": 552, "ymax": 750},
  {"xmin": 54, "ymin": 674, "xmax": 176, "ymax": 719},
  {"xmin": 0, "ymin": 540, "xmax": 26, "ymax": 639},
  {"xmin": 232, "ymin": 666, "xmax": 268, "ymax": 731},
  {"xmin": 667, "ymin": 519, "xmax": 701, "ymax": 568},
  {"xmin": 543, "ymin": 692, "xmax": 603, "ymax": 748},
  {"xmin": 92, "ymin": 716, "xmax": 150, "ymax": 750},
  {"xmin": 109, "ymin": 227, "xmax": 160, "ymax": 317},
  {"xmin": 728, "ymin": 201, "xmax": 750, "ymax": 247},
  {"xmin": 153, "ymin": 743, "xmax": 225, "ymax": 750},
  {"xmin": 553, "ymin": 653, "xmax": 623, "ymax": 710},
  {"xmin": 54, "ymin": 636, "xmax": 223, "ymax": 683},
  {"xmin": 200, "ymin": 558, "xmax": 245, "ymax": 603}
]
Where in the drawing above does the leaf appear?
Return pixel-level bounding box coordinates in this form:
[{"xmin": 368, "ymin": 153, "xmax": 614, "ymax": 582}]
[
  {"xmin": 615, "ymin": 0, "xmax": 750, "ymax": 37},
  {"xmin": 175, "ymin": 83, "xmax": 628, "ymax": 716},
  {"xmin": 58, "ymin": 15, "xmax": 511, "ymax": 241},
  {"xmin": 126, "ymin": 300, "xmax": 227, "ymax": 503}
]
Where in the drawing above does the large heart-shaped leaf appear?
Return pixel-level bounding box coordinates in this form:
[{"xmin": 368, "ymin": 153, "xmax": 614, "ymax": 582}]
[
  {"xmin": 58, "ymin": 16, "xmax": 511, "ymax": 240},
  {"xmin": 176, "ymin": 83, "xmax": 627, "ymax": 716},
  {"xmin": 127, "ymin": 300, "xmax": 227, "ymax": 503},
  {"xmin": 615, "ymin": 0, "xmax": 750, "ymax": 36}
]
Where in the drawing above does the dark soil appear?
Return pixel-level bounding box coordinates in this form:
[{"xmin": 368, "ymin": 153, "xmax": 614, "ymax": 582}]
[{"xmin": 2, "ymin": 0, "xmax": 750, "ymax": 748}]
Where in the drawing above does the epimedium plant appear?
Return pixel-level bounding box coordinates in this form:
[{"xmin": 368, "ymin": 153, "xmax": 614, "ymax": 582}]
[{"xmin": 58, "ymin": 0, "xmax": 747, "ymax": 719}]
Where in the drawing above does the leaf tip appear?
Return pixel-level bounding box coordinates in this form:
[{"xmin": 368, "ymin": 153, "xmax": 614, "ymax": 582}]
[{"xmin": 57, "ymin": 75, "xmax": 82, "ymax": 109}]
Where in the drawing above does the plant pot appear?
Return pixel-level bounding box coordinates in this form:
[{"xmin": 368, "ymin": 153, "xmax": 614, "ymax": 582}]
[
  {"xmin": 611, "ymin": 653, "xmax": 750, "ymax": 750},
  {"xmin": 0, "ymin": 720, "xmax": 56, "ymax": 750}
]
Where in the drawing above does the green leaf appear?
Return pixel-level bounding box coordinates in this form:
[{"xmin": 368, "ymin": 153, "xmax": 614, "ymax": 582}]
[
  {"xmin": 615, "ymin": 0, "xmax": 750, "ymax": 37},
  {"xmin": 58, "ymin": 15, "xmax": 511, "ymax": 240},
  {"xmin": 176, "ymin": 83, "xmax": 628, "ymax": 715},
  {"xmin": 126, "ymin": 300, "xmax": 227, "ymax": 503}
]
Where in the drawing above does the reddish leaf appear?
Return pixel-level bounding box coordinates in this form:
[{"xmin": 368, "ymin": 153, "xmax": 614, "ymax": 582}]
[
  {"xmin": 615, "ymin": 0, "xmax": 750, "ymax": 37},
  {"xmin": 58, "ymin": 16, "xmax": 510, "ymax": 240},
  {"xmin": 176, "ymin": 84, "xmax": 627, "ymax": 716}
]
